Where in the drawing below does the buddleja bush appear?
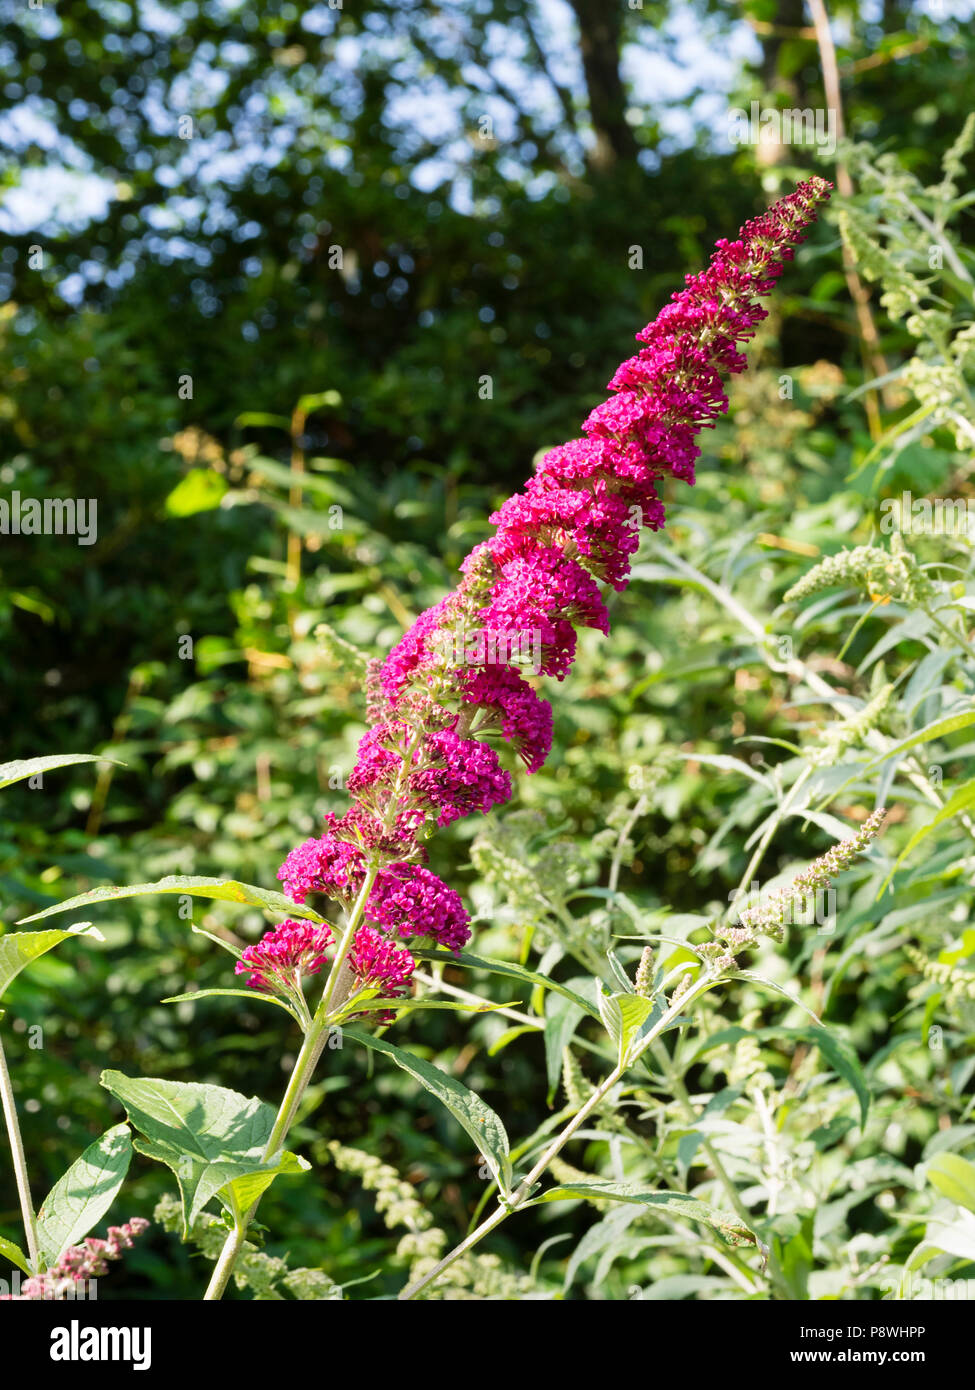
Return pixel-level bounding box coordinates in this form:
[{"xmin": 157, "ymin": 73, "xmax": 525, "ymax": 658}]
[{"xmin": 3, "ymin": 157, "xmax": 975, "ymax": 1302}]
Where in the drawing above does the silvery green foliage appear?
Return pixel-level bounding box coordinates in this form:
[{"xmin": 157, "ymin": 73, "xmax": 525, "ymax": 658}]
[
  {"xmin": 6, "ymin": 139, "xmax": 975, "ymax": 1306},
  {"xmin": 321, "ymin": 1143, "xmax": 552, "ymax": 1300},
  {"xmin": 840, "ymin": 119, "xmax": 975, "ymax": 451}
]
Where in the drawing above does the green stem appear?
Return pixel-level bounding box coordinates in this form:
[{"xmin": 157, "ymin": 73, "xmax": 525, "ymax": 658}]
[
  {"xmin": 647, "ymin": 1038, "xmax": 755, "ymax": 1235},
  {"xmin": 726, "ymin": 765, "xmax": 814, "ymax": 927},
  {"xmin": 399, "ymin": 1054, "xmax": 629, "ymax": 1300},
  {"xmin": 201, "ymin": 1012, "xmax": 333, "ymax": 1301},
  {"xmin": 202, "ymin": 867, "xmax": 380, "ymax": 1301},
  {"xmin": 202, "ymin": 728, "xmax": 428, "ymax": 1300},
  {"xmin": 397, "ymin": 975, "xmax": 723, "ymax": 1300},
  {"xmin": 319, "ymin": 865, "xmax": 381, "ymax": 1019},
  {"xmin": 0, "ymin": 1031, "xmax": 41, "ymax": 1273}
]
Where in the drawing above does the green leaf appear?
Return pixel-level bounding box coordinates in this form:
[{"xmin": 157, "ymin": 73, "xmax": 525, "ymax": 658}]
[
  {"xmin": 342, "ymin": 1027, "xmax": 512, "ymax": 1196},
  {"xmin": 675, "ymin": 752, "xmax": 772, "ymax": 789},
  {"xmin": 879, "ymin": 779, "xmax": 975, "ymax": 893},
  {"xmin": 597, "ymin": 987, "xmax": 654, "ymax": 1068},
  {"xmin": 544, "ymin": 994, "xmax": 586, "ymax": 1104},
  {"xmin": 99, "ymin": 1071, "xmax": 306, "ymax": 1235},
  {"xmin": 160, "ymin": 989, "xmax": 304, "ymax": 1027},
  {"xmin": 0, "ymin": 1234, "xmax": 30, "ymax": 1275},
  {"xmin": 245, "ymin": 456, "xmax": 355, "ymax": 502},
  {"xmin": 222, "ymin": 1150, "xmax": 310, "ymax": 1217},
  {"xmin": 773, "ymin": 1214, "xmax": 814, "ymax": 1299},
  {"xmin": 727, "ymin": 970, "xmax": 822, "ymax": 1025},
  {"xmin": 801, "ymin": 1029, "xmax": 870, "ymax": 1131},
  {"xmin": 0, "ymin": 924, "xmax": 103, "ymax": 1001},
  {"xmin": 487, "ymin": 1025, "xmax": 539, "ymax": 1056},
  {"xmin": 846, "ymin": 401, "xmax": 938, "ymax": 480},
  {"xmin": 926, "ymin": 1153, "xmax": 975, "ymax": 1214},
  {"xmin": 694, "ymin": 1023, "xmax": 870, "ymax": 1129},
  {"xmin": 861, "ymin": 708, "xmax": 975, "ymax": 774},
  {"xmin": 906, "ymin": 1211, "xmax": 975, "ymax": 1268},
  {"xmin": 164, "ymin": 470, "xmax": 228, "ymax": 517},
  {"xmin": 561, "ymin": 1204, "xmax": 640, "ymax": 1292},
  {"xmin": 190, "ymin": 925, "xmax": 245, "ymax": 960},
  {"xmin": 0, "ymin": 754, "xmax": 122, "ymax": 791},
  {"xmin": 413, "ymin": 948, "xmax": 598, "ymax": 1019},
  {"xmin": 36, "ymin": 1124, "xmax": 132, "ymax": 1267},
  {"xmin": 100, "ymin": 1070, "xmax": 276, "ymax": 1160},
  {"xmin": 235, "ymin": 411, "xmax": 290, "ymax": 430},
  {"xmin": 19, "ymin": 876, "xmax": 329, "ymax": 926},
  {"xmin": 346, "ymin": 997, "xmax": 519, "ymax": 1016},
  {"xmin": 529, "ymin": 1181, "xmax": 752, "ymax": 1244}
]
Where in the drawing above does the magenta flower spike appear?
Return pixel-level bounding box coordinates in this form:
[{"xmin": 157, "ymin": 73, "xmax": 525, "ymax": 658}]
[{"xmin": 258, "ymin": 178, "xmax": 833, "ymax": 1017}]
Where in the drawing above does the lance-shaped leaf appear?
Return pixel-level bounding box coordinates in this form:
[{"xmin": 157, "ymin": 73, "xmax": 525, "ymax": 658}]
[
  {"xmin": 100, "ymin": 1071, "xmax": 308, "ymax": 1235},
  {"xmin": 414, "ymin": 948, "xmax": 598, "ymax": 1019},
  {"xmin": 861, "ymin": 708, "xmax": 975, "ymax": 772},
  {"xmin": 343, "ymin": 1027, "xmax": 512, "ymax": 1197},
  {"xmin": 0, "ymin": 754, "xmax": 122, "ymax": 791},
  {"xmin": 544, "ymin": 994, "xmax": 586, "ymax": 1104},
  {"xmin": 0, "ymin": 1234, "xmax": 30, "ymax": 1275},
  {"xmin": 161, "ymin": 988, "xmax": 306, "ymax": 1028},
  {"xmin": 527, "ymin": 1181, "xmax": 752, "ymax": 1245},
  {"xmin": 36, "ymin": 1124, "xmax": 133, "ymax": 1267},
  {"xmin": 335, "ymin": 995, "xmax": 519, "ymax": 1022},
  {"xmin": 19, "ymin": 876, "xmax": 328, "ymax": 927},
  {"xmin": 0, "ymin": 924, "xmax": 103, "ymax": 1002}
]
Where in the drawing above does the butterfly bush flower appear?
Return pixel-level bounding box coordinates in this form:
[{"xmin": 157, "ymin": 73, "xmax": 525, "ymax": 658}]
[
  {"xmin": 263, "ymin": 178, "xmax": 832, "ymax": 1022},
  {"xmin": 0, "ymin": 1218, "xmax": 150, "ymax": 1300},
  {"xmin": 348, "ymin": 924, "xmax": 417, "ymax": 1023},
  {"xmin": 235, "ymin": 918, "xmax": 335, "ymax": 993}
]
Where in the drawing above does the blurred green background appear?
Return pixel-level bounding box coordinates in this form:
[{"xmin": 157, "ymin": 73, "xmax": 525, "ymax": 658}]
[{"xmin": 2, "ymin": 1, "xmax": 974, "ymax": 1299}]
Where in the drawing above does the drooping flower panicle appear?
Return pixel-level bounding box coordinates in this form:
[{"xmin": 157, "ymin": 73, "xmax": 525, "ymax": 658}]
[{"xmin": 256, "ymin": 179, "xmax": 833, "ymax": 1020}]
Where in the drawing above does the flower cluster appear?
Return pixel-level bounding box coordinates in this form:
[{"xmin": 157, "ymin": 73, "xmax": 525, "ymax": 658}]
[
  {"xmin": 0, "ymin": 1218, "xmax": 150, "ymax": 1300},
  {"xmin": 347, "ymin": 925, "xmax": 416, "ymax": 1023},
  {"xmin": 278, "ymin": 834, "xmax": 364, "ymax": 905},
  {"xmin": 366, "ymin": 863, "xmax": 471, "ymax": 952},
  {"xmin": 235, "ymin": 918, "xmax": 334, "ymax": 993},
  {"xmin": 262, "ymin": 178, "xmax": 832, "ymax": 1022}
]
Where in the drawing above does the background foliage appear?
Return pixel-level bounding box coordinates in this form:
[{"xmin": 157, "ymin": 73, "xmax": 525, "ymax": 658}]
[{"xmin": 2, "ymin": 0, "xmax": 975, "ymax": 1300}]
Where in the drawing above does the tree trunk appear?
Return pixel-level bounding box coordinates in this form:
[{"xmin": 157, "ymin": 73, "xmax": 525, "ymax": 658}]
[{"xmin": 568, "ymin": 0, "xmax": 638, "ymax": 170}]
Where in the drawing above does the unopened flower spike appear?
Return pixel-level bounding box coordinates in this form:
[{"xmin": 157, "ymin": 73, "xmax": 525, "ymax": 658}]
[
  {"xmin": 635, "ymin": 945, "xmax": 656, "ymax": 998},
  {"xmin": 784, "ymin": 540, "xmax": 934, "ymax": 607},
  {"xmin": 721, "ymin": 808, "xmax": 887, "ymax": 952}
]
